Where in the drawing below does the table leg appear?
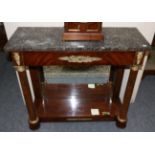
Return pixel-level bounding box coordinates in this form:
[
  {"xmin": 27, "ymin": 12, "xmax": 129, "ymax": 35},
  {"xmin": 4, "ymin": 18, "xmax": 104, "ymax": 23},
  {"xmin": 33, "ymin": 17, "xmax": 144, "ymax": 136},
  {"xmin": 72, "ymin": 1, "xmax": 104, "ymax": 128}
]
[
  {"xmin": 29, "ymin": 67, "xmax": 43, "ymax": 100},
  {"xmin": 110, "ymin": 66, "xmax": 124, "ymax": 101},
  {"xmin": 15, "ymin": 66, "xmax": 40, "ymax": 129},
  {"xmin": 109, "ymin": 66, "xmax": 124, "ymax": 120},
  {"xmin": 117, "ymin": 67, "xmax": 138, "ymax": 128}
]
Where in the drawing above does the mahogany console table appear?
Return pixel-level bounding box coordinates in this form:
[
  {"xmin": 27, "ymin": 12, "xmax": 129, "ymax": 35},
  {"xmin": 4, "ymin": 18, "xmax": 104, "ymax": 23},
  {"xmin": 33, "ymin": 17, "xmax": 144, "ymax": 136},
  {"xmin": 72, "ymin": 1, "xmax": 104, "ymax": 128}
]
[{"xmin": 4, "ymin": 27, "xmax": 151, "ymax": 129}]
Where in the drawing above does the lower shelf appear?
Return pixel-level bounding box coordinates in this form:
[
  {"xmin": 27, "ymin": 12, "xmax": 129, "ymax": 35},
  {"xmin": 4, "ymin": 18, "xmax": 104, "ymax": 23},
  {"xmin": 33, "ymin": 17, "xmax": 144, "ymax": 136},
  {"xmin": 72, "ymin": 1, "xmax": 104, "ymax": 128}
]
[{"xmin": 35, "ymin": 83, "xmax": 119, "ymax": 121}]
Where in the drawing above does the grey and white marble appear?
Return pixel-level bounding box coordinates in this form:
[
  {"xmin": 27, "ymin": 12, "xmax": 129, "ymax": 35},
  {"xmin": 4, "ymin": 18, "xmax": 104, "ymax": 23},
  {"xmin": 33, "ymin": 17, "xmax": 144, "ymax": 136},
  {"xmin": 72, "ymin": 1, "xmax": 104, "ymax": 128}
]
[{"xmin": 4, "ymin": 27, "xmax": 151, "ymax": 52}]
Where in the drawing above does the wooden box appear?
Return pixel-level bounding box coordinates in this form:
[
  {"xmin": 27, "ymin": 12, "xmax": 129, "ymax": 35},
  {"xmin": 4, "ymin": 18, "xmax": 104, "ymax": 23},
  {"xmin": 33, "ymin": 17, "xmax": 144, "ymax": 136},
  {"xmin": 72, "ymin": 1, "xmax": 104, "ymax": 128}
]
[{"xmin": 63, "ymin": 22, "xmax": 104, "ymax": 41}]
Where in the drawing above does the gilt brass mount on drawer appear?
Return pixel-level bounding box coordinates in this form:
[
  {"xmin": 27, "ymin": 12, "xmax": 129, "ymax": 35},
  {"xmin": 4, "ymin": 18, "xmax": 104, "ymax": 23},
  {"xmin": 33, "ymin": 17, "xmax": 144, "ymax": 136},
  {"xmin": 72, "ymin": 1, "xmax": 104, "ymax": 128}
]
[{"xmin": 59, "ymin": 55, "xmax": 102, "ymax": 63}]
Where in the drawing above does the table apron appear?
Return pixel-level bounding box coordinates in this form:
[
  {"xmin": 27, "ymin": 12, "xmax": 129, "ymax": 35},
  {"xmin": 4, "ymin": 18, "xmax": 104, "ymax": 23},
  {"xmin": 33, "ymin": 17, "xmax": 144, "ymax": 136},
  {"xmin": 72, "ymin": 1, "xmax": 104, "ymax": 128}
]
[{"xmin": 19, "ymin": 51, "xmax": 136, "ymax": 66}]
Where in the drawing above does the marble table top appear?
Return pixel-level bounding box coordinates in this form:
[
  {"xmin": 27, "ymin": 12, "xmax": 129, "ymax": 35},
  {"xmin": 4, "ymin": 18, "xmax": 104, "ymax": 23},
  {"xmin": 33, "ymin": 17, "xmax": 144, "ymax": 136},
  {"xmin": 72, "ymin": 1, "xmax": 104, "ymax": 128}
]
[{"xmin": 4, "ymin": 27, "xmax": 151, "ymax": 52}]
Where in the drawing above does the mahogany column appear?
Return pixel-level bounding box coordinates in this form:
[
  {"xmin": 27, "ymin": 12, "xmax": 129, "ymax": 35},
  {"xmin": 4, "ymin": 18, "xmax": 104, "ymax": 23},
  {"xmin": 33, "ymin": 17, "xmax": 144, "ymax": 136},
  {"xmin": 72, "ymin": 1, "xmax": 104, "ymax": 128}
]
[
  {"xmin": 12, "ymin": 52, "xmax": 40, "ymax": 129},
  {"xmin": 117, "ymin": 68, "xmax": 138, "ymax": 127},
  {"xmin": 17, "ymin": 69, "xmax": 40, "ymax": 129}
]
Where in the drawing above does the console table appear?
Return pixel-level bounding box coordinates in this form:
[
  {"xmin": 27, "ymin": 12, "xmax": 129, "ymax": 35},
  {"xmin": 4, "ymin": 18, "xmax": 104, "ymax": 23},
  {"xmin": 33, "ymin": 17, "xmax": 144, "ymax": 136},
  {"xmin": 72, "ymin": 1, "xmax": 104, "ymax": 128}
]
[{"xmin": 4, "ymin": 27, "xmax": 151, "ymax": 129}]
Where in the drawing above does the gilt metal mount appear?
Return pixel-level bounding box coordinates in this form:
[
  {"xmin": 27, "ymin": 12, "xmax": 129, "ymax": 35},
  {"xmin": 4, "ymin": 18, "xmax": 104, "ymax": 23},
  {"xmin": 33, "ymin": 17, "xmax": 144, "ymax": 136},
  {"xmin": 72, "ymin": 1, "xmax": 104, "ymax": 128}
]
[
  {"xmin": 131, "ymin": 52, "xmax": 144, "ymax": 71},
  {"xmin": 29, "ymin": 117, "xmax": 39, "ymax": 124},
  {"xmin": 13, "ymin": 52, "xmax": 21, "ymax": 66},
  {"xmin": 14, "ymin": 66, "xmax": 27, "ymax": 72},
  {"xmin": 59, "ymin": 55, "xmax": 102, "ymax": 63}
]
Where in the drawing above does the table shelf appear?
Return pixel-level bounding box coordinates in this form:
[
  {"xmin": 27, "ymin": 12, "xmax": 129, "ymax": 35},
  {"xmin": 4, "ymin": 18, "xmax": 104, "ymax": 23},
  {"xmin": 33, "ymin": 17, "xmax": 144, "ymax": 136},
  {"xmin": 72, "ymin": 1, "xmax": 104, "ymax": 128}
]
[{"xmin": 35, "ymin": 83, "xmax": 119, "ymax": 121}]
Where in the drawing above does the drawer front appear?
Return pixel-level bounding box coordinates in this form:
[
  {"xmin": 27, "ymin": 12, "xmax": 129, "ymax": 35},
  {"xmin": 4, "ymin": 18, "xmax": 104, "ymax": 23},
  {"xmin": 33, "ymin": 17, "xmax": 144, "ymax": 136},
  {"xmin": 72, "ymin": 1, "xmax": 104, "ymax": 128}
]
[
  {"xmin": 21, "ymin": 52, "xmax": 136, "ymax": 66},
  {"xmin": 87, "ymin": 22, "xmax": 102, "ymax": 32},
  {"xmin": 65, "ymin": 22, "xmax": 80, "ymax": 32}
]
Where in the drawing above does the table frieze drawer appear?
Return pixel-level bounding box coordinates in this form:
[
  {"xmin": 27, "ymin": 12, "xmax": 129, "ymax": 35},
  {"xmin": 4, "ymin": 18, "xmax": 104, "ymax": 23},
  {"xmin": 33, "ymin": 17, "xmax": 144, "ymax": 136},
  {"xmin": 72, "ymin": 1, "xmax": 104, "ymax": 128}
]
[{"xmin": 22, "ymin": 52, "xmax": 135, "ymax": 66}]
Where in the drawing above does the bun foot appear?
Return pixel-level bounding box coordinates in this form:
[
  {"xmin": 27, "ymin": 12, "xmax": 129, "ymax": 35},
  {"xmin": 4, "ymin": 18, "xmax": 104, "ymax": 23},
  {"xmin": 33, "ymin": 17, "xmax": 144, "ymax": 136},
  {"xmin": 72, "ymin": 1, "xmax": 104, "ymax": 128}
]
[
  {"xmin": 29, "ymin": 117, "xmax": 40, "ymax": 130},
  {"xmin": 116, "ymin": 115, "xmax": 127, "ymax": 128}
]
